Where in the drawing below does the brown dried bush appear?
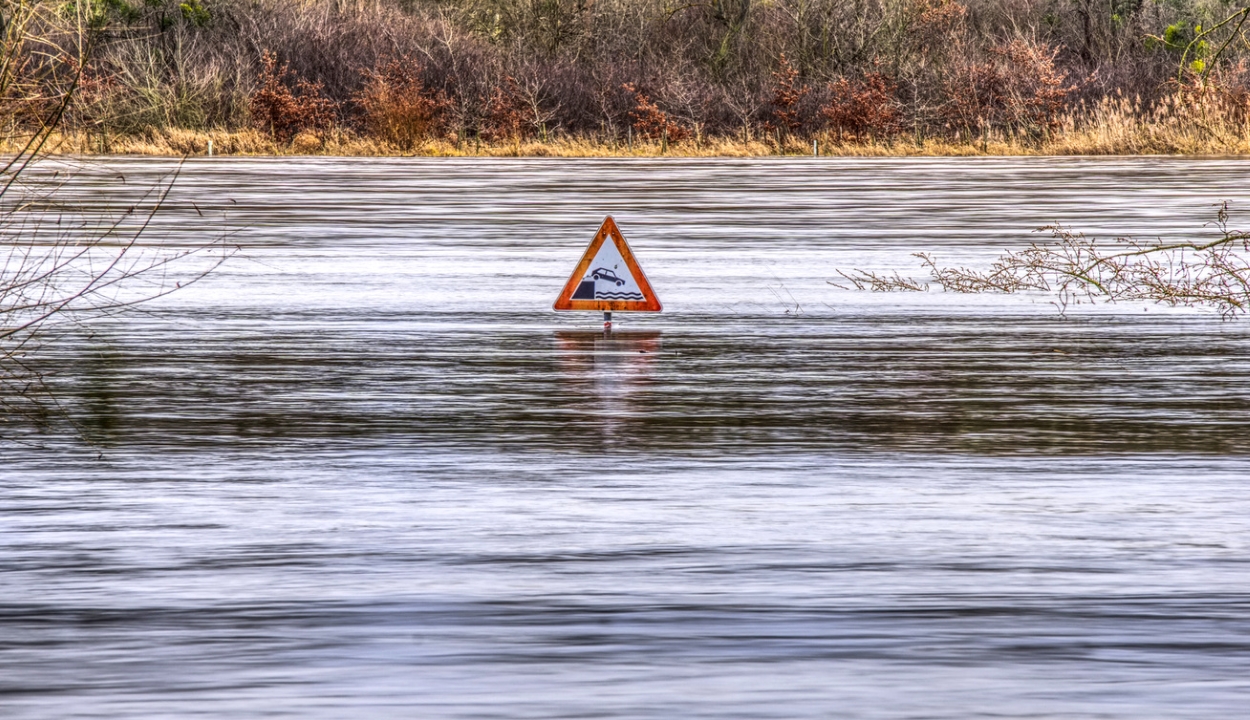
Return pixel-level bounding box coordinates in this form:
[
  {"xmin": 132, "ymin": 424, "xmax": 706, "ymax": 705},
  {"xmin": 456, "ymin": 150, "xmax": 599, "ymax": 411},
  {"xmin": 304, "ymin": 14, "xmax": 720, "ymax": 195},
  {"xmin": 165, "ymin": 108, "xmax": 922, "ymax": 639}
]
[
  {"xmin": 911, "ymin": 0, "xmax": 967, "ymax": 48},
  {"xmin": 354, "ymin": 56, "xmax": 449, "ymax": 150},
  {"xmin": 478, "ymin": 77, "xmax": 531, "ymax": 142},
  {"xmin": 822, "ymin": 73, "xmax": 901, "ymax": 140},
  {"xmin": 622, "ymin": 83, "xmax": 688, "ymax": 142},
  {"xmin": 250, "ymin": 50, "xmax": 338, "ymax": 143},
  {"xmin": 943, "ymin": 39, "xmax": 1073, "ymax": 138},
  {"xmin": 72, "ymin": 66, "xmax": 121, "ymax": 119},
  {"xmin": 765, "ymin": 54, "xmax": 809, "ymax": 136},
  {"xmin": 1173, "ymin": 61, "xmax": 1250, "ymax": 124},
  {"xmin": 997, "ymin": 40, "xmax": 1074, "ymax": 133}
]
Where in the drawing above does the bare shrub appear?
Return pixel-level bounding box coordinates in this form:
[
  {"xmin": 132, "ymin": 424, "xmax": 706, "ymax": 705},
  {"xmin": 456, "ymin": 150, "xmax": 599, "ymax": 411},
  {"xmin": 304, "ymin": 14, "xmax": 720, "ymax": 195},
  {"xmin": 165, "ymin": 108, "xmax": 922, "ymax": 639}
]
[
  {"xmin": 354, "ymin": 56, "xmax": 449, "ymax": 149},
  {"xmin": 250, "ymin": 50, "xmax": 338, "ymax": 143},
  {"xmin": 2, "ymin": 0, "xmax": 89, "ymax": 170},
  {"xmin": 71, "ymin": 64, "xmax": 122, "ymax": 126},
  {"xmin": 832, "ymin": 269, "xmax": 929, "ymax": 292},
  {"xmin": 836, "ymin": 203, "xmax": 1250, "ymax": 318}
]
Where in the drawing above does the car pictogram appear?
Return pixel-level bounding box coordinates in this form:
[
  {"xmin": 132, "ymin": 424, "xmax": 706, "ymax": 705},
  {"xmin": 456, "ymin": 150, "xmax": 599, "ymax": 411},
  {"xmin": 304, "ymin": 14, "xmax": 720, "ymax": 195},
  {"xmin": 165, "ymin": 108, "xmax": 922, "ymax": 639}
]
[{"xmin": 591, "ymin": 267, "xmax": 627, "ymax": 286}]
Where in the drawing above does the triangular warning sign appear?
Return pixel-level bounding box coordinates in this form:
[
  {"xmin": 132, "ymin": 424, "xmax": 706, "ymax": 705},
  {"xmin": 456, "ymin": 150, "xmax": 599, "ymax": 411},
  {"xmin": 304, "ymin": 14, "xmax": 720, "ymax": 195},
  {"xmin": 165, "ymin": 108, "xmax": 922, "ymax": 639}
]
[{"xmin": 553, "ymin": 216, "xmax": 662, "ymax": 312}]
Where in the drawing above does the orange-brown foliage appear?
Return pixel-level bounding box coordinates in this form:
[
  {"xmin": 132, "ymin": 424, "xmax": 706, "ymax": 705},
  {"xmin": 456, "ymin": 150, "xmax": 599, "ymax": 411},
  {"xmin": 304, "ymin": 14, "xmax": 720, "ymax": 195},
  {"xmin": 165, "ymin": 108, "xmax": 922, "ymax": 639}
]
[
  {"xmin": 912, "ymin": 0, "xmax": 966, "ymax": 46},
  {"xmin": 250, "ymin": 50, "xmax": 338, "ymax": 142},
  {"xmin": 765, "ymin": 54, "xmax": 809, "ymax": 135},
  {"xmin": 943, "ymin": 39, "xmax": 1073, "ymax": 136},
  {"xmin": 354, "ymin": 56, "xmax": 449, "ymax": 149},
  {"xmin": 479, "ymin": 78, "xmax": 531, "ymax": 142},
  {"xmin": 822, "ymin": 72, "xmax": 901, "ymax": 140},
  {"xmin": 623, "ymin": 83, "xmax": 688, "ymax": 142}
]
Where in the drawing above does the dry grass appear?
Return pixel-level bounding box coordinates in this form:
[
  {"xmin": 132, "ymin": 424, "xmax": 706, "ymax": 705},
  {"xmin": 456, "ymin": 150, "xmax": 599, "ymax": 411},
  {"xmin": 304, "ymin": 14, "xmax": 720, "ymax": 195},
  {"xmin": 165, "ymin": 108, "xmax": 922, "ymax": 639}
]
[
  {"xmin": 9, "ymin": 95, "xmax": 1250, "ymax": 158},
  {"xmin": 5, "ymin": 128, "xmax": 799, "ymax": 157},
  {"xmin": 1047, "ymin": 94, "xmax": 1250, "ymax": 155}
]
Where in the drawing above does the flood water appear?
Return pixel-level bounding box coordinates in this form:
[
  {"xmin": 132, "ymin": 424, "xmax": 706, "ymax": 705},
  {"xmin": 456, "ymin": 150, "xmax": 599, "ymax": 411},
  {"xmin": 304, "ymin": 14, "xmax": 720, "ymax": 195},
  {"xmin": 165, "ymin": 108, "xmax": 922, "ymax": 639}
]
[{"xmin": 4, "ymin": 157, "xmax": 1250, "ymax": 718}]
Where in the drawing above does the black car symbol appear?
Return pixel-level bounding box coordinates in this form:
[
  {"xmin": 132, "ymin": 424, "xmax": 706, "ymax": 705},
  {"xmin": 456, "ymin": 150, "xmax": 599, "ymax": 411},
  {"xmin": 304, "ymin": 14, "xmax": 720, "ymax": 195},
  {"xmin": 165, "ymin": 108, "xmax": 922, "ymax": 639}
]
[{"xmin": 591, "ymin": 267, "xmax": 627, "ymax": 286}]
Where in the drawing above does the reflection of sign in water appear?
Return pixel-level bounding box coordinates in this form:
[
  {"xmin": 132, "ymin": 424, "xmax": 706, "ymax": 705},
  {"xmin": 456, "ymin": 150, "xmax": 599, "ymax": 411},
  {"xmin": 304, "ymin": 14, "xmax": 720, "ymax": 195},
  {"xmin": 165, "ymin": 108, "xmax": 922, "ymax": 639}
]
[
  {"xmin": 554, "ymin": 330, "xmax": 662, "ymax": 437},
  {"xmin": 554, "ymin": 216, "xmax": 662, "ymax": 312}
]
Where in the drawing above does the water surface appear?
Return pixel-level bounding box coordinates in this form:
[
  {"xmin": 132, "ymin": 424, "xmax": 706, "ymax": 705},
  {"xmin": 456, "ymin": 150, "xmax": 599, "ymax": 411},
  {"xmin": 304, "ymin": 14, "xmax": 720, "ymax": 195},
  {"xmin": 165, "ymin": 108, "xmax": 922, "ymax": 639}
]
[{"xmin": 3, "ymin": 157, "xmax": 1250, "ymax": 718}]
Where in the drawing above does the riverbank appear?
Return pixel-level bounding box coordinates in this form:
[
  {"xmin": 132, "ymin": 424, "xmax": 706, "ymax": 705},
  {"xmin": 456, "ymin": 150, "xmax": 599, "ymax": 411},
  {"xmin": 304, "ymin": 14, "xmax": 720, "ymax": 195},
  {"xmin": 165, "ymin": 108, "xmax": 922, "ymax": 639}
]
[{"xmin": 24, "ymin": 112, "xmax": 1250, "ymax": 159}]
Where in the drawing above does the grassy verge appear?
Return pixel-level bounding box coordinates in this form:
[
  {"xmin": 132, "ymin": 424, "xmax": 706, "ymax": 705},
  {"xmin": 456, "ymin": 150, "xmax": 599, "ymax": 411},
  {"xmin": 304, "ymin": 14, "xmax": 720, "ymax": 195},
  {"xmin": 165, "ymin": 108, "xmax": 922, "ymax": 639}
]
[
  {"xmin": 16, "ymin": 93, "xmax": 1250, "ymax": 158},
  {"xmin": 17, "ymin": 131, "xmax": 1240, "ymax": 159}
]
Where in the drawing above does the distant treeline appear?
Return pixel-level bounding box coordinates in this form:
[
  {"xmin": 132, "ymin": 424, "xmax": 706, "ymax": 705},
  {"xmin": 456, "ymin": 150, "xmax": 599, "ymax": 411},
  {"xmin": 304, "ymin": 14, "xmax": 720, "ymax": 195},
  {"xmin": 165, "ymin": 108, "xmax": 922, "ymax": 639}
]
[{"xmin": 9, "ymin": 0, "xmax": 1250, "ymax": 149}]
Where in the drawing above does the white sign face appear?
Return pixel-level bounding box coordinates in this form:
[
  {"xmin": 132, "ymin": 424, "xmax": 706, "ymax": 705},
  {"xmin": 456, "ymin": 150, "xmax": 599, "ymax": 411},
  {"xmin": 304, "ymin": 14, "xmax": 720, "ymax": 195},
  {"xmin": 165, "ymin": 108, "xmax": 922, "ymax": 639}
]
[{"xmin": 569, "ymin": 239, "xmax": 646, "ymax": 302}]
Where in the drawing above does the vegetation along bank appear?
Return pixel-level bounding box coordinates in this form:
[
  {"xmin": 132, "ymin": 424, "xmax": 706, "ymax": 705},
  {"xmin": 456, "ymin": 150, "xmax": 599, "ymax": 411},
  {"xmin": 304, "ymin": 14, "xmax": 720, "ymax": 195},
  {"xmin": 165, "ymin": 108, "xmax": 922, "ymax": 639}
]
[{"xmin": 4, "ymin": 0, "xmax": 1250, "ymax": 156}]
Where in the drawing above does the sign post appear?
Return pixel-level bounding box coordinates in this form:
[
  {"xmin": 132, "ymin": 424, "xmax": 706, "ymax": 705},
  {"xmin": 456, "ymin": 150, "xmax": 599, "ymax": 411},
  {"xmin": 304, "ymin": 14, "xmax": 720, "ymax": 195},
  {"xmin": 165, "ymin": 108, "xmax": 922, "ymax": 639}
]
[{"xmin": 553, "ymin": 216, "xmax": 662, "ymax": 328}]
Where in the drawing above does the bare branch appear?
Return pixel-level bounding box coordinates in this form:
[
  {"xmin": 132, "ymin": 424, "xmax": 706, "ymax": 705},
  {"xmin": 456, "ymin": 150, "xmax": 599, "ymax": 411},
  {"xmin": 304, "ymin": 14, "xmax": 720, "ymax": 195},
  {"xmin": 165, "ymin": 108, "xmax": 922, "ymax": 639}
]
[{"xmin": 835, "ymin": 202, "xmax": 1250, "ymax": 319}]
